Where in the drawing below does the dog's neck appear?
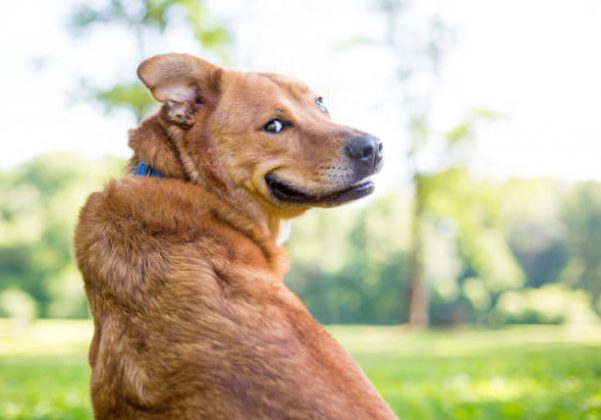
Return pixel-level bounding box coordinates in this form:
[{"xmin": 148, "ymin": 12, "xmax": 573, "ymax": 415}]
[
  {"xmin": 128, "ymin": 115, "xmax": 292, "ymax": 246},
  {"xmin": 276, "ymin": 220, "xmax": 292, "ymax": 245}
]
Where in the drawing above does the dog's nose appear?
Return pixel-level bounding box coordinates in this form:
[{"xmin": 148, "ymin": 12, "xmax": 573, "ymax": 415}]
[{"xmin": 345, "ymin": 135, "xmax": 383, "ymax": 168}]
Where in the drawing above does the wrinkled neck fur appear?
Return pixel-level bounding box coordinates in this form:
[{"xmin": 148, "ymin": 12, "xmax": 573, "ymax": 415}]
[
  {"xmin": 128, "ymin": 115, "xmax": 187, "ymax": 180},
  {"xmin": 127, "ymin": 113, "xmax": 288, "ymax": 247}
]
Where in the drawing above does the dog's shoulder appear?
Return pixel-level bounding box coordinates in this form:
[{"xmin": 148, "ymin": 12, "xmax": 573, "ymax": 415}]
[
  {"xmin": 78, "ymin": 176, "xmax": 216, "ymax": 239},
  {"xmin": 75, "ymin": 177, "xmax": 214, "ymax": 281},
  {"xmin": 75, "ymin": 176, "xmax": 284, "ymax": 296}
]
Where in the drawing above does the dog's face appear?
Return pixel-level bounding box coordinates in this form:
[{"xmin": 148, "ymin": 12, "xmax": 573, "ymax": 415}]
[{"xmin": 138, "ymin": 54, "xmax": 382, "ymax": 216}]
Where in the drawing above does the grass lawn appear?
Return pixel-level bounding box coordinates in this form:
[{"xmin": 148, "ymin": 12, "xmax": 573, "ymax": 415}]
[{"xmin": 1, "ymin": 320, "xmax": 600, "ymax": 419}]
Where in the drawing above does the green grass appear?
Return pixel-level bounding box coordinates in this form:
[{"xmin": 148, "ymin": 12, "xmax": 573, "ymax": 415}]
[
  {"xmin": 0, "ymin": 321, "xmax": 92, "ymax": 419},
  {"xmin": 333, "ymin": 325, "xmax": 601, "ymax": 419},
  {"xmin": 1, "ymin": 321, "xmax": 601, "ymax": 419}
]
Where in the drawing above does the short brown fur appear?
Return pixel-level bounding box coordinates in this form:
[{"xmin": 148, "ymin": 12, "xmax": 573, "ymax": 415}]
[{"xmin": 75, "ymin": 53, "xmax": 395, "ymax": 419}]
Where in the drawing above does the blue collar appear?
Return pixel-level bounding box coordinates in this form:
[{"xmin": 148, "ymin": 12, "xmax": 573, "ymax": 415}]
[{"xmin": 135, "ymin": 161, "xmax": 165, "ymax": 178}]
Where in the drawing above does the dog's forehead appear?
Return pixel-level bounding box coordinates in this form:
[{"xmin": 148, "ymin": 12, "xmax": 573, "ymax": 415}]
[
  {"xmin": 259, "ymin": 73, "xmax": 311, "ymax": 96},
  {"xmin": 226, "ymin": 71, "xmax": 312, "ymax": 102}
]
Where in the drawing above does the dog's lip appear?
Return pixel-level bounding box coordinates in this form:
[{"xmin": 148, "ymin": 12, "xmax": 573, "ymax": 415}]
[{"xmin": 265, "ymin": 174, "xmax": 375, "ymax": 206}]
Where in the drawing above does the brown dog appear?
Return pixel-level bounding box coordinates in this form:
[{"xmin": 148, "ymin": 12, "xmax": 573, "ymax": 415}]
[{"xmin": 75, "ymin": 53, "xmax": 395, "ymax": 419}]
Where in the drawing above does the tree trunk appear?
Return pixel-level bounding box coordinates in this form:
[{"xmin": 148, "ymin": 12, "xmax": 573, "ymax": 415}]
[{"xmin": 408, "ymin": 177, "xmax": 429, "ymax": 327}]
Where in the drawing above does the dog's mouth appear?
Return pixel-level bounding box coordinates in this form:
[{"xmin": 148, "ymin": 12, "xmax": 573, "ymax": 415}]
[{"xmin": 265, "ymin": 174, "xmax": 374, "ymax": 206}]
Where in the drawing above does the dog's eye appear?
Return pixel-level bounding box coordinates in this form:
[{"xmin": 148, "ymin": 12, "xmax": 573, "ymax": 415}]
[
  {"xmin": 263, "ymin": 119, "xmax": 286, "ymax": 134},
  {"xmin": 315, "ymin": 97, "xmax": 327, "ymax": 113}
]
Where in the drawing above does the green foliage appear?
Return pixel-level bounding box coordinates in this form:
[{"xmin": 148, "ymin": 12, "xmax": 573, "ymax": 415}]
[
  {"xmin": 445, "ymin": 109, "xmax": 503, "ymax": 143},
  {"xmin": 420, "ymin": 169, "xmax": 523, "ymax": 293},
  {"xmin": 376, "ymin": 0, "xmax": 509, "ymax": 328},
  {"xmin": 176, "ymin": 0, "xmax": 231, "ymax": 50},
  {"xmin": 501, "ymin": 179, "xmax": 569, "ymax": 288},
  {"xmin": 286, "ymin": 196, "xmax": 411, "ymax": 324},
  {"xmin": 70, "ymin": 0, "xmax": 231, "ymax": 122},
  {"xmin": 2, "ymin": 321, "xmax": 601, "ymax": 419},
  {"xmin": 404, "ymin": 107, "xmax": 509, "ymax": 326},
  {"xmin": 71, "ymin": 0, "xmax": 231, "ymax": 49},
  {"xmin": 562, "ymin": 182, "xmax": 601, "ymax": 307},
  {"xmin": 497, "ymin": 284, "xmax": 599, "ymax": 325},
  {"xmin": 93, "ymin": 82, "xmax": 157, "ymax": 122},
  {"xmin": 408, "ymin": 168, "xmax": 525, "ymax": 325},
  {"xmin": 1, "ymin": 153, "xmax": 599, "ymax": 325},
  {"xmin": 0, "ymin": 154, "xmax": 125, "ymax": 318},
  {"xmin": 0, "ymin": 289, "xmax": 37, "ymax": 327}
]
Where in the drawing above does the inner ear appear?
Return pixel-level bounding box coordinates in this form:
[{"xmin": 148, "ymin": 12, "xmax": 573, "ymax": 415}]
[
  {"xmin": 165, "ymin": 98, "xmax": 198, "ymax": 126},
  {"xmin": 155, "ymin": 83, "xmax": 199, "ymax": 104}
]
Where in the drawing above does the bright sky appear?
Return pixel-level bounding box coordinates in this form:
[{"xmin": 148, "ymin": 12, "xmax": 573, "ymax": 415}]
[{"xmin": 2, "ymin": 0, "xmax": 600, "ymax": 186}]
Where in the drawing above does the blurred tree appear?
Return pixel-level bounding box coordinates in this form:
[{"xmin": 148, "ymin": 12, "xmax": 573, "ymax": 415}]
[
  {"xmin": 561, "ymin": 182, "xmax": 601, "ymax": 311},
  {"xmin": 0, "ymin": 154, "xmax": 124, "ymax": 318},
  {"xmin": 375, "ymin": 0, "xmax": 522, "ymax": 327},
  {"xmin": 0, "ymin": 288, "xmax": 38, "ymax": 330},
  {"xmin": 70, "ymin": 0, "xmax": 231, "ymax": 122},
  {"xmin": 426, "ymin": 170, "xmax": 525, "ymax": 326},
  {"xmin": 0, "ymin": 153, "xmax": 594, "ymax": 324},
  {"xmin": 501, "ymin": 179, "xmax": 570, "ymax": 289},
  {"xmin": 496, "ymin": 284, "xmax": 598, "ymax": 325},
  {"xmin": 286, "ymin": 195, "xmax": 411, "ymax": 324},
  {"xmin": 374, "ymin": 0, "xmax": 451, "ymax": 327},
  {"xmin": 407, "ymin": 112, "xmax": 508, "ymax": 326}
]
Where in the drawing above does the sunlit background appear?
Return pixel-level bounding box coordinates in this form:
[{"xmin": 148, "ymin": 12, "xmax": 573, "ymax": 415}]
[{"xmin": 2, "ymin": 0, "xmax": 601, "ymax": 418}]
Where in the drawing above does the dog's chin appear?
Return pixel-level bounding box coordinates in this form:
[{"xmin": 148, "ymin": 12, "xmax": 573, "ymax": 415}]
[{"xmin": 264, "ymin": 174, "xmax": 374, "ymax": 207}]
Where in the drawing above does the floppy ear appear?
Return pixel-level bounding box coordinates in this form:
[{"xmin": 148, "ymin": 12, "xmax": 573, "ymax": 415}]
[{"xmin": 137, "ymin": 53, "xmax": 222, "ymax": 125}]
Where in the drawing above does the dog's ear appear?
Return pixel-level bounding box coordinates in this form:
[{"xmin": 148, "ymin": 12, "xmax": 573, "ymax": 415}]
[{"xmin": 137, "ymin": 53, "xmax": 222, "ymax": 125}]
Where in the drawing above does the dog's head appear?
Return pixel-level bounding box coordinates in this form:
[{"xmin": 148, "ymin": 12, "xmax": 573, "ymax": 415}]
[{"xmin": 137, "ymin": 53, "xmax": 383, "ymax": 218}]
